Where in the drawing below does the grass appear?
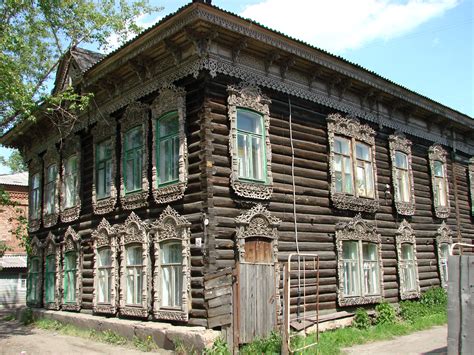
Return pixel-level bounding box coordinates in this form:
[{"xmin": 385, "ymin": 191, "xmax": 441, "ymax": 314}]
[{"xmin": 2, "ymin": 314, "xmax": 16, "ymax": 321}]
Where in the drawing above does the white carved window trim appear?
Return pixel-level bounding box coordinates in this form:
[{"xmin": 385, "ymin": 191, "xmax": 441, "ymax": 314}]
[
  {"xmin": 27, "ymin": 236, "xmax": 43, "ymax": 307},
  {"xmin": 327, "ymin": 113, "xmax": 379, "ymax": 213},
  {"xmin": 389, "ymin": 133, "xmax": 416, "ymax": 216},
  {"xmin": 43, "ymin": 232, "xmax": 61, "ymax": 310},
  {"xmin": 92, "ymin": 120, "xmax": 117, "ymax": 215},
  {"xmin": 28, "ymin": 157, "xmax": 42, "ymax": 232},
  {"xmin": 151, "ymin": 86, "xmax": 188, "ymax": 204},
  {"xmin": 92, "ymin": 218, "xmax": 118, "ymax": 314},
  {"xmin": 335, "ymin": 214, "xmax": 384, "ymax": 306},
  {"xmin": 228, "ymin": 84, "xmax": 273, "ymax": 200},
  {"xmin": 119, "ymin": 102, "xmax": 150, "ymax": 210},
  {"xmin": 150, "ymin": 206, "xmax": 191, "ymax": 321},
  {"xmin": 395, "ymin": 220, "xmax": 420, "ymax": 300},
  {"xmin": 436, "ymin": 222, "xmax": 453, "ymax": 288},
  {"xmin": 469, "ymin": 157, "xmax": 474, "ymax": 216},
  {"xmin": 43, "ymin": 146, "xmax": 60, "ymax": 228},
  {"xmin": 61, "ymin": 226, "xmax": 82, "ymax": 311},
  {"xmin": 118, "ymin": 212, "xmax": 150, "ymax": 318},
  {"xmin": 60, "ymin": 135, "xmax": 81, "ymax": 222},
  {"xmin": 428, "ymin": 144, "xmax": 450, "ymax": 219}
]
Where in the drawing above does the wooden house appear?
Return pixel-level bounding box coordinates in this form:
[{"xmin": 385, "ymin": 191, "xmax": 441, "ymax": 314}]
[{"xmin": 1, "ymin": 0, "xmax": 473, "ymax": 346}]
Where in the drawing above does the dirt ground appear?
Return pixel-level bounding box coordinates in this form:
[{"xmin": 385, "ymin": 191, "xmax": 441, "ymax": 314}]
[{"xmin": 0, "ymin": 319, "xmax": 171, "ymax": 355}]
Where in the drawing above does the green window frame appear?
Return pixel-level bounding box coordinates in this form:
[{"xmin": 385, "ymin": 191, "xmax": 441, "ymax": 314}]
[
  {"xmin": 123, "ymin": 126, "xmax": 143, "ymax": 194},
  {"xmin": 236, "ymin": 108, "xmax": 266, "ymax": 182},
  {"xmin": 96, "ymin": 139, "xmax": 113, "ymax": 199},
  {"xmin": 31, "ymin": 173, "xmax": 41, "ymax": 219},
  {"xmin": 45, "ymin": 255, "xmax": 56, "ymax": 303},
  {"xmin": 64, "ymin": 155, "xmax": 78, "ymax": 208},
  {"xmin": 156, "ymin": 111, "xmax": 179, "ymax": 187},
  {"xmin": 63, "ymin": 251, "xmax": 77, "ymax": 303},
  {"xmin": 45, "ymin": 164, "xmax": 57, "ymax": 214},
  {"xmin": 27, "ymin": 257, "xmax": 40, "ymax": 303}
]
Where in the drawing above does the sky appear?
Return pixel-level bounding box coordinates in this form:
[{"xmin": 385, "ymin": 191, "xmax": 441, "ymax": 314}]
[{"xmin": 1, "ymin": 0, "xmax": 472, "ymax": 174}]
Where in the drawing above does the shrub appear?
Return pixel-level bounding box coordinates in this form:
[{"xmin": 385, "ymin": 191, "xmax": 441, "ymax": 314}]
[
  {"xmin": 203, "ymin": 337, "xmax": 231, "ymax": 355},
  {"xmin": 399, "ymin": 301, "xmax": 427, "ymax": 323},
  {"xmin": 240, "ymin": 331, "xmax": 281, "ymax": 354},
  {"xmin": 20, "ymin": 307, "xmax": 34, "ymax": 325},
  {"xmin": 375, "ymin": 302, "xmax": 396, "ymax": 325},
  {"xmin": 420, "ymin": 287, "xmax": 447, "ymax": 308},
  {"xmin": 353, "ymin": 308, "xmax": 371, "ymax": 330}
]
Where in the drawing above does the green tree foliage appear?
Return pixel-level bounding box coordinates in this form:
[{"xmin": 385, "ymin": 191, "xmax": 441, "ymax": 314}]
[
  {"xmin": 0, "ymin": 0, "xmax": 162, "ymax": 133},
  {"xmin": 0, "ymin": 149, "xmax": 27, "ymax": 173}
]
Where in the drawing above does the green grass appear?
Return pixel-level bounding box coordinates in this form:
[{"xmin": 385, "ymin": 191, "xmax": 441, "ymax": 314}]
[{"xmin": 2, "ymin": 314, "xmax": 16, "ymax": 321}]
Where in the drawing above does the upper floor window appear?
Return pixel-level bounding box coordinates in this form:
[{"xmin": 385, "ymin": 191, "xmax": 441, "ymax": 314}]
[
  {"xmin": 156, "ymin": 112, "xmax": 179, "ymax": 186},
  {"xmin": 31, "ymin": 173, "xmax": 41, "ymax": 220},
  {"xmin": 64, "ymin": 155, "xmax": 78, "ymax": 208},
  {"xmin": 429, "ymin": 144, "xmax": 450, "ymax": 218},
  {"xmin": 328, "ymin": 114, "xmax": 378, "ymax": 213},
  {"xmin": 28, "ymin": 158, "xmax": 42, "ymax": 232},
  {"xmin": 96, "ymin": 139, "xmax": 113, "ymax": 199},
  {"xmin": 389, "ymin": 133, "xmax": 415, "ymax": 216},
  {"xmin": 395, "ymin": 220, "xmax": 420, "ymax": 300},
  {"xmin": 45, "ymin": 164, "xmax": 57, "ymax": 215},
  {"xmin": 228, "ymin": 84, "xmax": 273, "ymax": 200},
  {"xmin": 124, "ymin": 127, "xmax": 143, "ymax": 194},
  {"xmin": 60, "ymin": 135, "xmax": 81, "ymax": 223}
]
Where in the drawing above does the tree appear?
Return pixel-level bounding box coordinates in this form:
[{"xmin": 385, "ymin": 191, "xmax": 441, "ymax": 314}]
[
  {"xmin": 0, "ymin": 0, "xmax": 162, "ymax": 133},
  {"xmin": 0, "ymin": 149, "xmax": 27, "ymax": 173}
]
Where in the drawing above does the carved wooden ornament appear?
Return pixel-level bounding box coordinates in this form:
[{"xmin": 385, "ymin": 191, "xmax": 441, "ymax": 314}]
[{"xmin": 395, "ymin": 220, "xmax": 420, "ymax": 300}]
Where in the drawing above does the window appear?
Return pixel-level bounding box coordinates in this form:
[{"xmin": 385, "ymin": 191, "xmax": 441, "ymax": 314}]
[
  {"xmin": 19, "ymin": 275, "xmax": 27, "ymax": 290},
  {"xmin": 27, "ymin": 257, "xmax": 40, "ymax": 304},
  {"xmin": 394, "ymin": 152, "xmax": 410, "ymax": 202},
  {"xmin": 125, "ymin": 245, "xmax": 143, "ymax": 305},
  {"xmin": 336, "ymin": 214, "xmax": 383, "ymax": 306},
  {"xmin": 64, "ymin": 155, "xmax": 78, "ymax": 208},
  {"xmin": 96, "ymin": 140, "xmax": 113, "ymax": 199},
  {"xmin": 31, "ymin": 173, "xmax": 41, "ymax": 220},
  {"xmin": 45, "ymin": 255, "xmax": 56, "ymax": 303},
  {"xmin": 328, "ymin": 114, "xmax": 379, "ymax": 213},
  {"xmin": 228, "ymin": 84, "xmax": 273, "ymax": 200},
  {"xmin": 151, "ymin": 206, "xmax": 192, "ymax": 321},
  {"xmin": 436, "ymin": 222, "xmax": 452, "ymax": 288},
  {"xmin": 429, "ymin": 144, "xmax": 450, "ymax": 218},
  {"xmin": 92, "ymin": 218, "xmax": 117, "ymax": 314},
  {"xmin": 62, "ymin": 226, "xmax": 82, "ymax": 311},
  {"xmin": 396, "ymin": 221, "xmax": 420, "ymax": 299},
  {"xmin": 28, "ymin": 158, "xmax": 42, "ymax": 232},
  {"xmin": 124, "ymin": 127, "xmax": 143, "ymax": 193},
  {"xmin": 45, "ymin": 164, "xmax": 57, "ymax": 215},
  {"xmin": 63, "ymin": 251, "xmax": 77, "ymax": 303},
  {"xmin": 151, "ymin": 86, "xmax": 188, "ymax": 204}
]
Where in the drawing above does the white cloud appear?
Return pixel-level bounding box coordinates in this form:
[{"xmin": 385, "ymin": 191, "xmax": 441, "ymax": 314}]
[{"xmin": 240, "ymin": 0, "xmax": 459, "ymax": 53}]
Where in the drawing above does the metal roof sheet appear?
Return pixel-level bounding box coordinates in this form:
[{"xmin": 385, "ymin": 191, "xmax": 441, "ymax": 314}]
[
  {"xmin": 0, "ymin": 172, "xmax": 28, "ymax": 186},
  {"xmin": 0, "ymin": 254, "xmax": 27, "ymax": 269}
]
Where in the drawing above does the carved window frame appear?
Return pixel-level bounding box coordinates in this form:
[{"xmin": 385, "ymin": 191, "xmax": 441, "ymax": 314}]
[
  {"xmin": 469, "ymin": 158, "xmax": 474, "ymax": 216},
  {"xmin": 428, "ymin": 144, "xmax": 450, "ymax": 219},
  {"xmin": 92, "ymin": 120, "xmax": 117, "ymax": 215},
  {"xmin": 92, "ymin": 218, "xmax": 118, "ymax": 314},
  {"xmin": 61, "ymin": 226, "xmax": 82, "ymax": 311},
  {"xmin": 395, "ymin": 220, "xmax": 420, "ymax": 300},
  {"xmin": 43, "ymin": 146, "xmax": 60, "ymax": 228},
  {"xmin": 60, "ymin": 135, "xmax": 81, "ymax": 222},
  {"xmin": 389, "ymin": 133, "xmax": 416, "ymax": 216},
  {"xmin": 27, "ymin": 236, "xmax": 43, "ymax": 307},
  {"xmin": 327, "ymin": 113, "xmax": 379, "ymax": 213},
  {"xmin": 228, "ymin": 84, "xmax": 273, "ymax": 200},
  {"xmin": 151, "ymin": 86, "xmax": 188, "ymax": 204},
  {"xmin": 118, "ymin": 212, "xmax": 150, "ymax": 318},
  {"xmin": 335, "ymin": 214, "xmax": 384, "ymax": 306},
  {"xmin": 28, "ymin": 157, "xmax": 42, "ymax": 232},
  {"xmin": 43, "ymin": 232, "xmax": 61, "ymax": 310},
  {"xmin": 119, "ymin": 102, "xmax": 150, "ymax": 210},
  {"xmin": 436, "ymin": 222, "xmax": 452, "ymax": 288},
  {"xmin": 149, "ymin": 206, "xmax": 191, "ymax": 321}
]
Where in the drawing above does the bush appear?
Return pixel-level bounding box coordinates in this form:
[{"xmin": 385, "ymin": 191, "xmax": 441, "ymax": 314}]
[
  {"xmin": 240, "ymin": 331, "xmax": 281, "ymax": 354},
  {"xmin": 203, "ymin": 337, "xmax": 231, "ymax": 355},
  {"xmin": 20, "ymin": 307, "xmax": 34, "ymax": 325},
  {"xmin": 375, "ymin": 302, "xmax": 396, "ymax": 325},
  {"xmin": 399, "ymin": 301, "xmax": 427, "ymax": 323},
  {"xmin": 420, "ymin": 287, "xmax": 447, "ymax": 308},
  {"xmin": 353, "ymin": 308, "xmax": 371, "ymax": 330}
]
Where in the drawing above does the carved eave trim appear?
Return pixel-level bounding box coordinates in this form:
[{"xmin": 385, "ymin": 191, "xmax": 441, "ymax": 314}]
[
  {"xmin": 428, "ymin": 144, "xmax": 451, "ymax": 219},
  {"xmin": 119, "ymin": 102, "xmax": 150, "ymax": 210},
  {"xmin": 60, "ymin": 135, "xmax": 81, "ymax": 223},
  {"xmin": 389, "ymin": 133, "xmax": 416, "ymax": 216},
  {"xmin": 395, "ymin": 220, "xmax": 420, "ymax": 300},
  {"xmin": 43, "ymin": 232, "xmax": 61, "ymax": 310},
  {"xmin": 92, "ymin": 119, "xmax": 117, "ymax": 215},
  {"xmin": 27, "ymin": 236, "xmax": 43, "ymax": 307},
  {"xmin": 92, "ymin": 218, "xmax": 118, "ymax": 315},
  {"xmin": 235, "ymin": 204, "xmax": 281, "ymax": 263},
  {"xmin": 42, "ymin": 146, "xmax": 60, "ymax": 228},
  {"xmin": 227, "ymin": 83, "xmax": 273, "ymax": 200},
  {"xmin": 469, "ymin": 158, "xmax": 474, "ymax": 216},
  {"xmin": 118, "ymin": 212, "xmax": 150, "ymax": 318},
  {"xmin": 61, "ymin": 226, "xmax": 82, "ymax": 311},
  {"xmin": 327, "ymin": 113, "xmax": 379, "ymax": 213},
  {"xmin": 335, "ymin": 214, "xmax": 384, "ymax": 307},
  {"xmin": 150, "ymin": 206, "xmax": 191, "ymax": 321},
  {"xmin": 28, "ymin": 157, "xmax": 42, "ymax": 232},
  {"xmin": 436, "ymin": 222, "xmax": 452, "ymax": 288},
  {"xmin": 150, "ymin": 85, "xmax": 188, "ymax": 204}
]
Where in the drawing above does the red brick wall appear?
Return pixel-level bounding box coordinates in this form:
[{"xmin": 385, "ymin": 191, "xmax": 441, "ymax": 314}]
[{"xmin": 0, "ymin": 184, "xmax": 28, "ymax": 255}]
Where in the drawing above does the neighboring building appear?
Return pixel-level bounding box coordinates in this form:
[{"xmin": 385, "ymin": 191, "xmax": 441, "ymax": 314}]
[
  {"xmin": 0, "ymin": 172, "xmax": 28, "ymax": 308},
  {"xmin": 0, "ymin": 0, "xmax": 473, "ymax": 346}
]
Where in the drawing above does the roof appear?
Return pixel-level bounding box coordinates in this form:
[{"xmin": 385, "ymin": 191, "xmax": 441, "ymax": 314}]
[
  {"xmin": 0, "ymin": 172, "xmax": 28, "ymax": 186},
  {"xmin": 71, "ymin": 47, "xmax": 104, "ymax": 73},
  {"xmin": 0, "ymin": 254, "xmax": 27, "ymax": 269}
]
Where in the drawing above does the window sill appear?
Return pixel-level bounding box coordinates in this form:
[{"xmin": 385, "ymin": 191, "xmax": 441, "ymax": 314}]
[
  {"xmin": 152, "ymin": 181, "xmax": 186, "ymax": 204},
  {"xmin": 400, "ymin": 289, "xmax": 420, "ymax": 301},
  {"xmin": 153, "ymin": 308, "xmax": 188, "ymax": 322},
  {"xmin": 60, "ymin": 204, "xmax": 81, "ymax": 223},
  {"xmin": 338, "ymin": 294, "xmax": 382, "ymax": 307},
  {"xmin": 434, "ymin": 205, "xmax": 450, "ymax": 219},
  {"xmin": 332, "ymin": 193, "xmax": 379, "ymax": 213},
  {"xmin": 232, "ymin": 179, "xmax": 273, "ymax": 200},
  {"xmin": 395, "ymin": 200, "xmax": 416, "ymax": 216}
]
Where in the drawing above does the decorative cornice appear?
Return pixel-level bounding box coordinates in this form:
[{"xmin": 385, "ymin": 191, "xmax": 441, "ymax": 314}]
[{"xmin": 428, "ymin": 144, "xmax": 451, "ymax": 219}]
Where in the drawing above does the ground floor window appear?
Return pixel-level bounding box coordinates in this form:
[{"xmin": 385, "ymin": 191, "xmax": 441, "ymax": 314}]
[
  {"xmin": 45, "ymin": 255, "xmax": 56, "ymax": 303},
  {"xmin": 97, "ymin": 248, "xmax": 112, "ymax": 304},
  {"xmin": 160, "ymin": 241, "xmax": 183, "ymax": 309},
  {"xmin": 125, "ymin": 245, "xmax": 143, "ymax": 305},
  {"xmin": 63, "ymin": 251, "xmax": 77, "ymax": 303},
  {"xmin": 27, "ymin": 257, "xmax": 40, "ymax": 303},
  {"xmin": 399, "ymin": 243, "xmax": 417, "ymax": 294}
]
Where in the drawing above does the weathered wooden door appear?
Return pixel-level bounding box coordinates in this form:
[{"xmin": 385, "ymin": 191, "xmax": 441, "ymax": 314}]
[{"xmin": 237, "ymin": 237, "xmax": 277, "ymax": 344}]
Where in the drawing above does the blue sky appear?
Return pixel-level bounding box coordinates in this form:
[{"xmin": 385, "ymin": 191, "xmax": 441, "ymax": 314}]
[{"xmin": 1, "ymin": 0, "xmax": 472, "ymax": 174}]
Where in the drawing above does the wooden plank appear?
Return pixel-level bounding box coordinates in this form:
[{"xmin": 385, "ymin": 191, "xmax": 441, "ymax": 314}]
[
  {"xmin": 208, "ymin": 304, "xmax": 232, "ymax": 318},
  {"xmin": 209, "ymin": 314, "xmax": 232, "ymax": 329},
  {"xmin": 203, "ymin": 267, "xmax": 233, "ymax": 281},
  {"xmin": 460, "ymin": 256, "xmax": 474, "ymax": 354},
  {"xmin": 207, "ymin": 293, "xmax": 232, "ymax": 309},
  {"xmin": 448, "ymin": 256, "xmax": 461, "ymax": 355},
  {"xmin": 204, "ymin": 285, "xmax": 232, "ymax": 300},
  {"xmin": 204, "ymin": 274, "xmax": 232, "ymax": 290}
]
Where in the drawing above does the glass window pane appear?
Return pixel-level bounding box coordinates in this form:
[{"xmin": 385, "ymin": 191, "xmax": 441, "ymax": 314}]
[
  {"xmin": 335, "ymin": 137, "xmax": 350, "ymax": 155},
  {"xmin": 401, "ymin": 243, "xmax": 414, "ymax": 260},
  {"xmin": 252, "ymin": 136, "xmax": 263, "ymax": 181},
  {"xmin": 343, "ymin": 241, "xmax": 358, "ymax": 260},
  {"xmin": 237, "ymin": 110, "xmax": 262, "ymax": 134},
  {"xmin": 356, "ymin": 143, "xmax": 370, "ymax": 160},
  {"xmin": 159, "ymin": 113, "xmax": 179, "ymax": 137},
  {"xmin": 127, "ymin": 246, "xmax": 142, "ymax": 266},
  {"xmin": 433, "ymin": 161, "xmax": 444, "ymax": 177},
  {"xmin": 237, "ymin": 134, "xmax": 247, "ymax": 178},
  {"xmin": 395, "ymin": 151, "xmax": 408, "ymax": 169},
  {"xmin": 162, "ymin": 242, "xmax": 183, "ymax": 264},
  {"xmin": 363, "ymin": 243, "xmax": 377, "ymax": 261},
  {"xmin": 98, "ymin": 248, "xmax": 112, "ymax": 267}
]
